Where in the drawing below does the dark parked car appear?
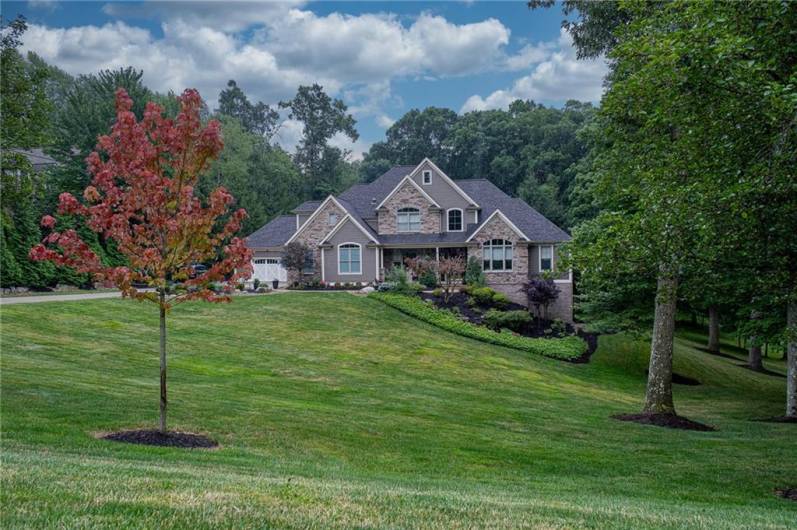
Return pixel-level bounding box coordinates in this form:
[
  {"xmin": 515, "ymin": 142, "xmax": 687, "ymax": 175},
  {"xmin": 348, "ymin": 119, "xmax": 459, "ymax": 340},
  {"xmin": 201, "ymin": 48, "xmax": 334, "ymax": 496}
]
[{"xmin": 189, "ymin": 263, "xmax": 208, "ymax": 278}]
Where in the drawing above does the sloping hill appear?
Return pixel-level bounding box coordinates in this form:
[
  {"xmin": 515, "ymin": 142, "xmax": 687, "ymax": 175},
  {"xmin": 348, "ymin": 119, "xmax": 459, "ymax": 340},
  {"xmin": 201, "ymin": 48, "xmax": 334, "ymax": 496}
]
[{"xmin": 1, "ymin": 293, "xmax": 794, "ymax": 528}]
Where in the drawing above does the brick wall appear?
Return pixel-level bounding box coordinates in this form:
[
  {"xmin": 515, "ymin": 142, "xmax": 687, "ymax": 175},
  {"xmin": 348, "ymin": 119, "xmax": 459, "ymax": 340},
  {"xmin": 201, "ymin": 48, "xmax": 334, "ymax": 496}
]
[
  {"xmin": 292, "ymin": 200, "xmax": 346, "ymax": 282},
  {"xmin": 377, "ymin": 180, "xmax": 441, "ymax": 234}
]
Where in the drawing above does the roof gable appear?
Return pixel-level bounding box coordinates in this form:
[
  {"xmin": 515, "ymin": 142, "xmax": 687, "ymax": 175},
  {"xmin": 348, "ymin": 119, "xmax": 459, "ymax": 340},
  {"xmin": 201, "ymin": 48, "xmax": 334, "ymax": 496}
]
[
  {"xmin": 321, "ymin": 214, "xmax": 378, "ymax": 244},
  {"xmin": 375, "ymin": 175, "xmax": 441, "ymax": 210},
  {"xmin": 408, "ymin": 158, "xmax": 479, "ymax": 207},
  {"xmin": 466, "ymin": 209, "xmax": 529, "ymax": 242}
]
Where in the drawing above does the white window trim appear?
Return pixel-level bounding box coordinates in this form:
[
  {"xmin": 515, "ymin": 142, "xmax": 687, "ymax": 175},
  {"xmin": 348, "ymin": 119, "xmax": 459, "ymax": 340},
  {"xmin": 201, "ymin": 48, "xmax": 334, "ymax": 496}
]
[
  {"xmin": 397, "ymin": 207, "xmax": 422, "ymax": 233},
  {"xmin": 446, "ymin": 208, "xmax": 464, "ymax": 232},
  {"xmin": 539, "ymin": 244, "xmax": 554, "ymax": 272},
  {"xmin": 482, "ymin": 239, "xmax": 514, "ymax": 273},
  {"xmin": 338, "ymin": 242, "xmax": 362, "ymax": 275},
  {"xmin": 422, "ymin": 170, "xmax": 432, "ymax": 185}
]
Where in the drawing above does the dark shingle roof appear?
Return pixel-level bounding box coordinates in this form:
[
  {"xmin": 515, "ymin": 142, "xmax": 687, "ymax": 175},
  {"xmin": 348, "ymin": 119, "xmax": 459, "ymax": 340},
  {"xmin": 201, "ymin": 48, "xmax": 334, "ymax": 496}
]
[
  {"xmin": 292, "ymin": 200, "xmax": 322, "ymax": 213},
  {"xmin": 335, "ymin": 197, "xmax": 380, "ymax": 241},
  {"xmin": 338, "ymin": 166, "xmax": 415, "ymax": 218},
  {"xmin": 246, "ymin": 215, "xmax": 296, "ymax": 248},
  {"xmin": 456, "ymin": 179, "xmax": 570, "ymax": 242}
]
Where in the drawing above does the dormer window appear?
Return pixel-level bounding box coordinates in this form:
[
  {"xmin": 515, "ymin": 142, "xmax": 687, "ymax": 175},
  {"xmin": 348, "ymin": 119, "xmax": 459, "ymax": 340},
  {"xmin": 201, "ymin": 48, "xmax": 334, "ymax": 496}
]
[
  {"xmin": 422, "ymin": 170, "xmax": 432, "ymax": 185},
  {"xmin": 397, "ymin": 207, "xmax": 421, "ymax": 232}
]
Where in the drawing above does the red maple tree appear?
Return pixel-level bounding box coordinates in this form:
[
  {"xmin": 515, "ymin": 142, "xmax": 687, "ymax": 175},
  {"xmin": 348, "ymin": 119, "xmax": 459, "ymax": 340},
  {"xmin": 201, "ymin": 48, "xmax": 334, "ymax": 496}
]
[{"xmin": 30, "ymin": 88, "xmax": 253, "ymax": 432}]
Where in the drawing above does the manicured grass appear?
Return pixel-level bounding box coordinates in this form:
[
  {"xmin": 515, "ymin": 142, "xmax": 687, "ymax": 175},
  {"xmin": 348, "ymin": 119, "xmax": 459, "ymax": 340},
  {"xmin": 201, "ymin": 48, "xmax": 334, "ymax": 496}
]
[
  {"xmin": 1, "ymin": 293, "xmax": 794, "ymax": 528},
  {"xmin": 370, "ymin": 291, "xmax": 586, "ymax": 360}
]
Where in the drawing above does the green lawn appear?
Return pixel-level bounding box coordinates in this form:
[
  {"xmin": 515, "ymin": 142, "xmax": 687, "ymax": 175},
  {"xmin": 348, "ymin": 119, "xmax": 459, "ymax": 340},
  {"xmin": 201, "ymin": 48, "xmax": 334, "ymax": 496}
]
[{"xmin": 1, "ymin": 293, "xmax": 794, "ymax": 529}]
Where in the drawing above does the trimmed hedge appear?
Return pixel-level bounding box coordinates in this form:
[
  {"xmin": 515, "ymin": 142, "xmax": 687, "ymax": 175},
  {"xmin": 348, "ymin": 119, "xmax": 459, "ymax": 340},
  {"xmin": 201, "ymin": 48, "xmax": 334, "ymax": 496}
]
[{"xmin": 370, "ymin": 292, "xmax": 586, "ymax": 360}]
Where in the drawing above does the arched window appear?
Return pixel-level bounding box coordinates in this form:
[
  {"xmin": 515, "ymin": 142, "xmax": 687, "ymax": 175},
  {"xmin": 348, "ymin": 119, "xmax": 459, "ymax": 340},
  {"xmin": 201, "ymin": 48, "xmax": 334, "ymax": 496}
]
[
  {"xmin": 446, "ymin": 208, "xmax": 463, "ymax": 231},
  {"xmin": 483, "ymin": 239, "xmax": 513, "ymax": 272},
  {"xmin": 338, "ymin": 243, "xmax": 361, "ymax": 274},
  {"xmin": 397, "ymin": 207, "xmax": 421, "ymax": 232}
]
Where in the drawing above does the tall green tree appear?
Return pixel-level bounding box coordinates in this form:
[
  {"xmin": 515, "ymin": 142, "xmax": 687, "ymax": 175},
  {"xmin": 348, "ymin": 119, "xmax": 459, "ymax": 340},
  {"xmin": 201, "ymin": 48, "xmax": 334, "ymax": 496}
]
[
  {"xmin": 280, "ymin": 84, "xmax": 358, "ymax": 199},
  {"xmin": 561, "ymin": 1, "xmax": 797, "ymax": 418},
  {"xmin": 217, "ymin": 80, "xmax": 279, "ymax": 140}
]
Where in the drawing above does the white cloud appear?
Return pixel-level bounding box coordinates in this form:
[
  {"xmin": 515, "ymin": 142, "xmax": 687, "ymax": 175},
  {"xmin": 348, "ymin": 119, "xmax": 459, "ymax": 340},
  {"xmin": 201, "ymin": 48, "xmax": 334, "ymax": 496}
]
[
  {"xmin": 28, "ymin": 0, "xmax": 58, "ymax": 11},
  {"xmin": 102, "ymin": 1, "xmax": 306, "ymax": 33},
  {"xmin": 22, "ymin": 8, "xmax": 514, "ymax": 113},
  {"xmin": 376, "ymin": 114, "xmax": 395, "ymax": 129},
  {"xmin": 461, "ymin": 29, "xmax": 608, "ymax": 113}
]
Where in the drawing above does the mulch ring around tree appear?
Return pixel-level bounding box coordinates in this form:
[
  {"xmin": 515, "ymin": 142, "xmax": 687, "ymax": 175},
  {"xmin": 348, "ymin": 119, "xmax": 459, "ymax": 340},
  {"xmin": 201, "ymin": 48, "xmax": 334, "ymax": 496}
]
[
  {"xmin": 99, "ymin": 429, "xmax": 218, "ymax": 448},
  {"xmin": 611, "ymin": 413, "xmax": 716, "ymax": 432},
  {"xmin": 775, "ymin": 487, "xmax": 797, "ymax": 502},
  {"xmin": 644, "ymin": 370, "xmax": 701, "ymax": 386}
]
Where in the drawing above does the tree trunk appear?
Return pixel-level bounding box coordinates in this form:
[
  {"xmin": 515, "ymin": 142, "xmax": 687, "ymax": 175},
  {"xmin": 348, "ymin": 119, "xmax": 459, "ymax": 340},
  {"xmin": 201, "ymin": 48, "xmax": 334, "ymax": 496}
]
[
  {"xmin": 748, "ymin": 310, "xmax": 763, "ymax": 371},
  {"xmin": 159, "ymin": 291, "xmax": 168, "ymax": 433},
  {"xmin": 644, "ymin": 268, "xmax": 678, "ymax": 415},
  {"xmin": 787, "ymin": 300, "xmax": 796, "ymax": 418},
  {"xmin": 707, "ymin": 305, "xmax": 720, "ymax": 353}
]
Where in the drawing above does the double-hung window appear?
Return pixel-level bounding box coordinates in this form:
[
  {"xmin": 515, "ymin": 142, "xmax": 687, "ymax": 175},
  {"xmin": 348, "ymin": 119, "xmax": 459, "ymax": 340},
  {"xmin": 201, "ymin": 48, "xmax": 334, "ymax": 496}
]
[
  {"xmin": 397, "ymin": 207, "xmax": 421, "ymax": 232},
  {"xmin": 483, "ymin": 239, "xmax": 513, "ymax": 271},
  {"xmin": 338, "ymin": 244, "xmax": 361, "ymax": 274},
  {"xmin": 539, "ymin": 245, "xmax": 553, "ymax": 272}
]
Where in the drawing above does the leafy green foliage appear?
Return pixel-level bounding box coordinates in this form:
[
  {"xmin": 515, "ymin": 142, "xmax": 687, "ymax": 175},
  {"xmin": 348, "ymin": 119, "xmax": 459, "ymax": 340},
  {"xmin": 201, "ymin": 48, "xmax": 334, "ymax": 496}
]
[
  {"xmin": 217, "ymin": 79, "xmax": 279, "ymax": 139},
  {"xmin": 370, "ymin": 292, "xmax": 586, "ymax": 360},
  {"xmin": 464, "ymin": 256, "xmax": 486, "ymax": 287},
  {"xmin": 280, "ymin": 84, "xmax": 359, "ymax": 199},
  {"xmin": 483, "ymin": 309, "xmax": 531, "ymax": 332}
]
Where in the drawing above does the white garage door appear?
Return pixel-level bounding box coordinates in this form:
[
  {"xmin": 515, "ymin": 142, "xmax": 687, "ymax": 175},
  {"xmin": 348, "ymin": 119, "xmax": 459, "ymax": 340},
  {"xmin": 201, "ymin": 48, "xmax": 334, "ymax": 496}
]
[{"xmin": 252, "ymin": 258, "xmax": 287, "ymax": 282}]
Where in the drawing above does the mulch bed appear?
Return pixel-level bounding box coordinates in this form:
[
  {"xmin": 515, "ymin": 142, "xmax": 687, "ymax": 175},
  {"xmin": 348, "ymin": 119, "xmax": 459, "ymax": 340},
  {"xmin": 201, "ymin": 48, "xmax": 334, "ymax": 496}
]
[
  {"xmin": 775, "ymin": 487, "xmax": 797, "ymax": 502},
  {"xmin": 101, "ymin": 429, "xmax": 218, "ymax": 448},
  {"xmin": 644, "ymin": 370, "xmax": 701, "ymax": 386},
  {"xmin": 418, "ymin": 291, "xmax": 600, "ymax": 363},
  {"xmin": 611, "ymin": 413, "xmax": 716, "ymax": 431}
]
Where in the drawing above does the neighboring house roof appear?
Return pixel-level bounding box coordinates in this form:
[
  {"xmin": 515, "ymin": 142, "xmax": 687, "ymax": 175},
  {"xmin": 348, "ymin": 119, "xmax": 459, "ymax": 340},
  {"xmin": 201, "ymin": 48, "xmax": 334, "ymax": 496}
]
[
  {"xmin": 8, "ymin": 148, "xmax": 58, "ymax": 170},
  {"xmin": 246, "ymin": 163, "xmax": 570, "ymax": 249},
  {"xmin": 292, "ymin": 200, "xmax": 322, "ymax": 213},
  {"xmin": 246, "ymin": 215, "xmax": 296, "ymax": 248}
]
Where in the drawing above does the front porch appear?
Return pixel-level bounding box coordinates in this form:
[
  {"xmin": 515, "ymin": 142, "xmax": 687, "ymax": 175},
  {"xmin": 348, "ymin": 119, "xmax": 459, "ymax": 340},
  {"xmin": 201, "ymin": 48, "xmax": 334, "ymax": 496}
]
[{"xmin": 380, "ymin": 246, "xmax": 468, "ymax": 279}]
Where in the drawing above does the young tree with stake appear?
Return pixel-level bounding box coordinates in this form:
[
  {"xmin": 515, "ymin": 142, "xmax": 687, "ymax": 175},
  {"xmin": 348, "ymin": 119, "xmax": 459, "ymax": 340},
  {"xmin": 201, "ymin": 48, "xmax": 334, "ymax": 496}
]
[{"xmin": 30, "ymin": 88, "xmax": 253, "ymax": 433}]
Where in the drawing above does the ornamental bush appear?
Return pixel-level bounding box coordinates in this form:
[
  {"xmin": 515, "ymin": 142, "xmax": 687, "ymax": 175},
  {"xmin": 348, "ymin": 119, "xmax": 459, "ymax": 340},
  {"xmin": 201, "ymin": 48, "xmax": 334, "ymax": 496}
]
[
  {"xmin": 370, "ymin": 292, "xmax": 585, "ymax": 360},
  {"xmin": 483, "ymin": 309, "xmax": 531, "ymax": 332}
]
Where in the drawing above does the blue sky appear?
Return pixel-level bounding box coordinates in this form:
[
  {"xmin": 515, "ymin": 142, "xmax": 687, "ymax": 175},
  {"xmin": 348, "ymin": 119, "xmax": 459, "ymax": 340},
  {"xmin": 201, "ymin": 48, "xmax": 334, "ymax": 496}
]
[{"xmin": 5, "ymin": 1, "xmax": 606, "ymax": 156}]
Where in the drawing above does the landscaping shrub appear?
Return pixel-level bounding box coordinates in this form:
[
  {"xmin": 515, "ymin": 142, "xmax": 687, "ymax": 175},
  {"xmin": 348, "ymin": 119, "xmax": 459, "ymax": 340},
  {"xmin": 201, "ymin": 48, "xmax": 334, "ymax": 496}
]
[
  {"xmin": 492, "ymin": 292, "xmax": 509, "ymax": 309},
  {"xmin": 419, "ymin": 269, "xmax": 438, "ymax": 289},
  {"xmin": 483, "ymin": 309, "xmax": 531, "ymax": 332},
  {"xmin": 253, "ymin": 278, "xmax": 260, "ymax": 290},
  {"xmin": 464, "ymin": 256, "xmax": 485, "ymax": 286},
  {"xmin": 432, "ymin": 288, "xmax": 443, "ymax": 298},
  {"xmin": 370, "ymin": 292, "xmax": 585, "ymax": 360},
  {"xmin": 471, "ymin": 286, "xmax": 498, "ymax": 306}
]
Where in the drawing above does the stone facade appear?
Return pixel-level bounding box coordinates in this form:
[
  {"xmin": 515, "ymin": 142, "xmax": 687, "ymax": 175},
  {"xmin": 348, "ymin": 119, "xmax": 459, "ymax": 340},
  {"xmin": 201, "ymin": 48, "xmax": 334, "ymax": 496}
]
[
  {"xmin": 467, "ymin": 214, "xmax": 529, "ymax": 299},
  {"xmin": 292, "ymin": 199, "xmax": 346, "ymax": 283},
  {"xmin": 377, "ymin": 180, "xmax": 441, "ymax": 234}
]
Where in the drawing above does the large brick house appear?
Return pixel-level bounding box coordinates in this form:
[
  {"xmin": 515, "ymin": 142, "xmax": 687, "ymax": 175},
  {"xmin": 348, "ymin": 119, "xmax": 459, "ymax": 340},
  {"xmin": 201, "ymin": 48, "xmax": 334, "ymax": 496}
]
[{"xmin": 246, "ymin": 159, "xmax": 573, "ymax": 321}]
